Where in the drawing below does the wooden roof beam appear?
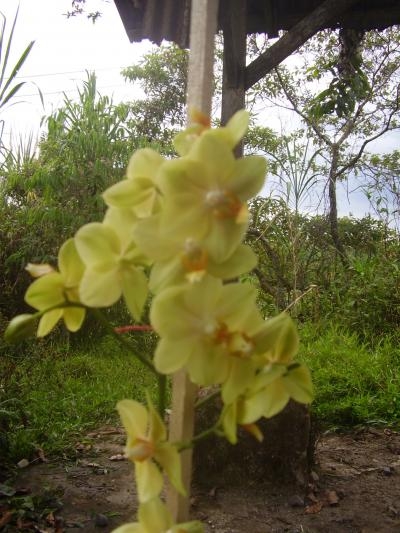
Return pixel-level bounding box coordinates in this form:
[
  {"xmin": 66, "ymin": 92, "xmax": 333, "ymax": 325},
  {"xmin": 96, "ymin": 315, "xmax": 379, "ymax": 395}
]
[{"xmin": 245, "ymin": 0, "xmax": 359, "ymax": 90}]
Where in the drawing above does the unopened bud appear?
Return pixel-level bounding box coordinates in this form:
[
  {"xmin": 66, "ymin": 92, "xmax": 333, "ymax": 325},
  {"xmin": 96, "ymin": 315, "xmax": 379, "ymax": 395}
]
[
  {"xmin": 4, "ymin": 314, "xmax": 37, "ymax": 343},
  {"xmin": 26, "ymin": 263, "xmax": 54, "ymax": 278}
]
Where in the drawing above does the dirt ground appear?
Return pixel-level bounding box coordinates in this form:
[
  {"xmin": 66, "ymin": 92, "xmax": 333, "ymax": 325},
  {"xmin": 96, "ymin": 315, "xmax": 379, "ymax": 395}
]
[{"xmin": 1, "ymin": 426, "xmax": 400, "ymax": 533}]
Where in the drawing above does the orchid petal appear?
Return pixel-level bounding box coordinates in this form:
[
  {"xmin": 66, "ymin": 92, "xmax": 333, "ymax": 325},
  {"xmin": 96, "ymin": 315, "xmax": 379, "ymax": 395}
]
[
  {"xmin": 154, "ymin": 337, "xmax": 193, "ymax": 374},
  {"xmin": 135, "ymin": 460, "xmax": 164, "ymax": 503},
  {"xmin": 127, "ymin": 148, "xmax": 164, "ymax": 181},
  {"xmin": 25, "ymin": 273, "xmax": 65, "ymax": 310},
  {"xmin": 117, "ymin": 400, "xmax": 148, "ymax": 439},
  {"xmin": 230, "ymin": 156, "xmax": 267, "ymax": 200},
  {"xmin": 138, "ymin": 497, "xmax": 172, "ymax": 530},
  {"xmin": 79, "ymin": 267, "xmax": 121, "ymax": 308},
  {"xmin": 63, "ymin": 307, "xmax": 85, "ymax": 332},
  {"xmin": 284, "ymin": 365, "xmax": 313, "ymax": 404},
  {"xmin": 155, "ymin": 443, "xmax": 186, "ymax": 496},
  {"xmin": 121, "ymin": 266, "xmax": 148, "ymax": 321},
  {"xmin": 58, "ymin": 239, "xmax": 84, "ymax": 286},
  {"xmin": 75, "ymin": 223, "xmax": 119, "ymax": 266},
  {"xmin": 37, "ymin": 309, "xmax": 63, "ymax": 337}
]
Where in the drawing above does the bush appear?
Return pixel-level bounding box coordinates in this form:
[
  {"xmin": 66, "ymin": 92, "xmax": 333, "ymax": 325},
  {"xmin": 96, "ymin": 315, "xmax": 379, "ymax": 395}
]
[{"xmin": 299, "ymin": 323, "xmax": 400, "ymax": 426}]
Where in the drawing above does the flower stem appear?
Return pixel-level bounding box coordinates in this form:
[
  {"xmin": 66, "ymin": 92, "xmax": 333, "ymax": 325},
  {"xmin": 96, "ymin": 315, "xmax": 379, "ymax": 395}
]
[
  {"xmin": 158, "ymin": 373, "xmax": 167, "ymax": 418},
  {"xmin": 91, "ymin": 309, "xmax": 158, "ymax": 375},
  {"xmin": 114, "ymin": 324, "xmax": 153, "ymax": 333},
  {"xmin": 177, "ymin": 424, "xmax": 219, "ymax": 451},
  {"xmin": 195, "ymin": 388, "xmax": 220, "ymax": 409}
]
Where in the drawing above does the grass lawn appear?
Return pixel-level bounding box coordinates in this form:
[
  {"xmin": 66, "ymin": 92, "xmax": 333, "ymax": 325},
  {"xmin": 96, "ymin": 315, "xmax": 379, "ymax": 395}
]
[
  {"xmin": 1, "ymin": 334, "xmax": 158, "ymax": 461},
  {"xmin": 1, "ymin": 323, "xmax": 399, "ymax": 462}
]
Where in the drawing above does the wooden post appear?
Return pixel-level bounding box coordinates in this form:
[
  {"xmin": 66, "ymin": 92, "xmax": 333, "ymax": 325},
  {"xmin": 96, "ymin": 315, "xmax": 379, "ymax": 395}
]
[
  {"xmin": 221, "ymin": 0, "xmax": 247, "ymax": 157},
  {"xmin": 166, "ymin": 0, "xmax": 219, "ymax": 523}
]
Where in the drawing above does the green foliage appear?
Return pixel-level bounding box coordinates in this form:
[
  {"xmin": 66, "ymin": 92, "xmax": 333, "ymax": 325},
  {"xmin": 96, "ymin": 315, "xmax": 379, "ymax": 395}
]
[
  {"xmin": 248, "ymin": 196, "xmax": 335, "ymax": 313},
  {"xmin": 0, "ymin": 8, "xmax": 34, "ymax": 112},
  {"xmin": 300, "ymin": 324, "xmax": 400, "ymax": 426},
  {"xmin": 65, "ymin": 0, "xmax": 105, "ymax": 23},
  {"xmin": 122, "ymin": 44, "xmax": 188, "ymax": 150},
  {"xmin": 0, "ymin": 73, "xmax": 146, "ymax": 319},
  {"xmin": 1, "ymin": 29, "xmax": 399, "ymax": 469},
  {"xmin": 248, "ymin": 197, "xmax": 400, "ymax": 344},
  {"xmin": 307, "ymin": 29, "xmax": 371, "ymax": 119},
  {"xmin": 4, "ymin": 73, "xmax": 135, "ymax": 214},
  {"xmin": 247, "ymin": 128, "xmax": 323, "ymax": 214},
  {"xmin": 0, "ymin": 7, "xmax": 36, "ymax": 172},
  {"xmin": 307, "ymin": 69, "xmax": 370, "ymax": 119},
  {"xmin": 0, "ymin": 335, "xmax": 157, "ymax": 461},
  {"xmin": 2, "ymin": 322, "xmax": 399, "ymax": 462},
  {"xmin": 331, "ymin": 254, "xmax": 400, "ymax": 341}
]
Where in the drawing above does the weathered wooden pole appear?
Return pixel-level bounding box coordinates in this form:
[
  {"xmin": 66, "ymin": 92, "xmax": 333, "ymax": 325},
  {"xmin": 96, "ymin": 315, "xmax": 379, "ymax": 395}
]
[
  {"xmin": 221, "ymin": 0, "xmax": 247, "ymax": 124},
  {"xmin": 166, "ymin": 0, "xmax": 219, "ymax": 522}
]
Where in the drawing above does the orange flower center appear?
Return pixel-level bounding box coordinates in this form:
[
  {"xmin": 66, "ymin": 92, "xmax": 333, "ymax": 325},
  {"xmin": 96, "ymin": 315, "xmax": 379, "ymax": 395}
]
[
  {"xmin": 127, "ymin": 438, "xmax": 154, "ymax": 462},
  {"xmin": 205, "ymin": 189, "xmax": 244, "ymax": 221},
  {"xmin": 181, "ymin": 239, "xmax": 208, "ymax": 273},
  {"xmin": 213, "ymin": 323, "xmax": 254, "ymax": 358}
]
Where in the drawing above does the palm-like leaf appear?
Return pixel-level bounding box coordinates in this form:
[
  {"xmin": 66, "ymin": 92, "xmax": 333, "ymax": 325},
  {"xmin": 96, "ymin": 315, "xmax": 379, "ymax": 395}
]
[{"xmin": 0, "ymin": 8, "xmax": 35, "ymax": 111}]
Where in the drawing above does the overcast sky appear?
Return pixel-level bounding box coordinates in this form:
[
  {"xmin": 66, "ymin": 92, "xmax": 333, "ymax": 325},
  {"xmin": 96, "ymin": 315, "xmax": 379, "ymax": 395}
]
[
  {"xmin": 1, "ymin": 0, "xmax": 398, "ymax": 219},
  {"xmin": 1, "ymin": 0, "xmax": 151, "ymax": 144}
]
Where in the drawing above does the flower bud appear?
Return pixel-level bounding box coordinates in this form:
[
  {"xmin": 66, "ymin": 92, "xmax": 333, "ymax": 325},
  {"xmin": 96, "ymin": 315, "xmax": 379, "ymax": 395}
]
[{"xmin": 4, "ymin": 314, "xmax": 37, "ymax": 343}]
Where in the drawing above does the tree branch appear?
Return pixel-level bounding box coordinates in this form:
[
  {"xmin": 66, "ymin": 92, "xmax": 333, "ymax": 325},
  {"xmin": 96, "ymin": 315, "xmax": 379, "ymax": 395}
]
[
  {"xmin": 245, "ymin": 0, "xmax": 359, "ymax": 90},
  {"xmin": 274, "ymin": 68, "xmax": 333, "ymax": 147},
  {"xmin": 335, "ymin": 86, "xmax": 400, "ymax": 180},
  {"xmin": 247, "ymin": 227, "xmax": 292, "ymax": 291}
]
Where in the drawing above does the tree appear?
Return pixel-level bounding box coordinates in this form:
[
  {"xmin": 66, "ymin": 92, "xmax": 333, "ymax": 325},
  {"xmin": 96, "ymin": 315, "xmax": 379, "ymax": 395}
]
[
  {"xmin": 122, "ymin": 44, "xmax": 188, "ymax": 151},
  {"xmin": 252, "ymin": 28, "xmax": 400, "ymax": 263},
  {"xmin": 65, "ymin": 0, "xmax": 104, "ymax": 22},
  {"xmin": 4, "ymin": 73, "xmax": 136, "ymax": 214},
  {"xmin": 247, "ymin": 126, "xmax": 324, "ymax": 215},
  {"xmin": 362, "ymin": 149, "xmax": 400, "ymax": 230}
]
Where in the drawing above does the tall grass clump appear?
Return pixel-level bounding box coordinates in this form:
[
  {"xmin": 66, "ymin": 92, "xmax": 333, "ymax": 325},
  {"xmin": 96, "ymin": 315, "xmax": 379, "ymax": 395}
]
[{"xmin": 299, "ymin": 323, "xmax": 400, "ymax": 427}]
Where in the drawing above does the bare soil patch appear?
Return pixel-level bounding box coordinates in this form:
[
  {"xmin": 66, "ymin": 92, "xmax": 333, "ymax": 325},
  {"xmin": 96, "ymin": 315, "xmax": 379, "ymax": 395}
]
[{"xmin": 1, "ymin": 426, "xmax": 400, "ymax": 532}]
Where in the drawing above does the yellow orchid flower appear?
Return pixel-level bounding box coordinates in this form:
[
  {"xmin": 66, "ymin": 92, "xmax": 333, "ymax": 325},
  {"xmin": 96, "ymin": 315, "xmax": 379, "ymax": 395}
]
[
  {"xmin": 74, "ymin": 208, "xmax": 148, "ymax": 321},
  {"xmin": 174, "ymin": 109, "xmax": 249, "ymax": 156},
  {"xmin": 252, "ymin": 313, "xmax": 300, "ymax": 365},
  {"xmin": 117, "ymin": 398, "xmax": 185, "ymax": 503},
  {"xmin": 112, "ymin": 497, "xmax": 203, "ymax": 533},
  {"xmin": 157, "ymin": 134, "xmax": 266, "ymax": 263},
  {"xmin": 221, "ymin": 363, "xmax": 313, "ymax": 444},
  {"xmin": 219, "ymin": 314, "xmax": 312, "ymax": 444},
  {"xmin": 24, "ymin": 239, "xmax": 85, "ymax": 337},
  {"xmin": 103, "ymin": 148, "xmax": 164, "ymax": 218},
  {"xmin": 134, "ymin": 214, "xmax": 257, "ymax": 293},
  {"xmin": 151, "ymin": 277, "xmax": 274, "ymax": 403}
]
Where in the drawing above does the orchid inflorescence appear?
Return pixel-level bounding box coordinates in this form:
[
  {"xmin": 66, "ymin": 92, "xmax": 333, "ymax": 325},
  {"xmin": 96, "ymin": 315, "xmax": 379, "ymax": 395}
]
[{"xmin": 6, "ymin": 110, "xmax": 312, "ymax": 532}]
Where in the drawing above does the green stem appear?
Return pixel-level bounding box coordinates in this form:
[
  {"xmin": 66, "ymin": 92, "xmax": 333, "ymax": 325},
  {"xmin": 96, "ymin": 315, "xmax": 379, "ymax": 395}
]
[
  {"xmin": 177, "ymin": 424, "xmax": 220, "ymax": 451},
  {"xmin": 91, "ymin": 309, "xmax": 157, "ymax": 375},
  {"xmin": 157, "ymin": 373, "xmax": 167, "ymax": 418},
  {"xmin": 195, "ymin": 388, "xmax": 220, "ymax": 409}
]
